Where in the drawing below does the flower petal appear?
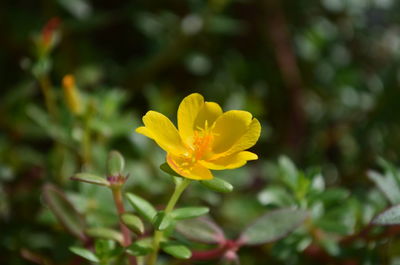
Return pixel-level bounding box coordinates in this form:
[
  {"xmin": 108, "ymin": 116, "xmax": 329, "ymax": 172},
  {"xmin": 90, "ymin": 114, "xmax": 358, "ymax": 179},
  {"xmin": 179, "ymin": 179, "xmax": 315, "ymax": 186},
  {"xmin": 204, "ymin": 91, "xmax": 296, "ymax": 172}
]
[
  {"xmin": 201, "ymin": 151, "xmax": 258, "ymax": 170},
  {"xmin": 178, "ymin": 93, "xmax": 223, "ymax": 146},
  {"xmin": 194, "ymin": 102, "xmax": 223, "ymax": 130},
  {"xmin": 177, "ymin": 93, "xmax": 205, "ymax": 144},
  {"xmin": 167, "ymin": 153, "xmax": 214, "ymax": 180},
  {"xmin": 221, "ymin": 118, "xmax": 261, "ymax": 157},
  {"xmin": 211, "ymin": 110, "xmax": 257, "ymax": 156},
  {"xmin": 136, "ymin": 111, "xmax": 186, "ymax": 155}
]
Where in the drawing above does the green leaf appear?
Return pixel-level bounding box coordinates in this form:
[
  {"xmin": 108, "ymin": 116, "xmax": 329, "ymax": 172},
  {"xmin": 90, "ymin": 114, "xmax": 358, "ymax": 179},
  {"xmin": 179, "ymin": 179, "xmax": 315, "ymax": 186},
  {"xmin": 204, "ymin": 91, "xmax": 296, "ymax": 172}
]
[
  {"xmin": 107, "ymin": 150, "xmax": 125, "ymax": 176},
  {"xmin": 153, "ymin": 211, "xmax": 173, "ymax": 231},
  {"xmin": 239, "ymin": 208, "xmax": 308, "ymax": 245},
  {"xmin": 208, "ymin": 15, "xmax": 243, "ymax": 35},
  {"xmin": 378, "ymin": 157, "xmax": 400, "ymax": 184},
  {"xmin": 71, "ymin": 173, "xmax": 110, "ymax": 186},
  {"xmin": 27, "ymin": 105, "xmax": 68, "ymax": 144},
  {"xmin": 57, "ymin": 0, "xmax": 91, "ymax": 19},
  {"xmin": 126, "ymin": 193, "xmax": 157, "ymax": 222},
  {"xmin": 176, "ymin": 217, "xmax": 225, "ymax": 244},
  {"xmin": 257, "ymin": 186, "xmax": 294, "ymax": 206},
  {"xmin": 32, "ymin": 58, "xmax": 52, "ymax": 78},
  {"xmin": 373, "ymin": 204, "xmax": 400, "ymax": 225},
  {"xmin": 312, "ymin": 188, "xmax": 350, "ymax": 206},
  {"xmin": 95, "ymin": 240, "xmax": 116, "ymax": 259},
  {"xmin": 70, "ymin": 246, "xmax": 100, "ymax": 262},
  {"xmin": 295, "ymin": 173, "xmax": 311, "ymax": 200},
  {"xmin": 310, "ymin": 174, "xmax": 325, "ymax": 192},
  {"xmin": 316, "ymin": 219, "xmax": 351, "ymax": 235},
  {"xmin": 126, "ymin": 238, "xmax": 153, "ymax": 256},
  {"xmin": 172, "ymin": 207, "xmax": 209, "ymax": 220},
  {"xmin": 86, "ymin": 227, "xmax": 123, "ymax": 244},
  {"xmin": 161, "ymin": 241, "xmax": 192, "ymax": 259},
  {"xmin": 160, "ymin": 163, "xmax": 182, "ymax": 178},
  {"xmin": 368, "ymin": 170, "xmax": 400, "ymax": 204},
  {"xmin": 315, "ymin": 202, "xmax": 357, "ymax": 235},
  {"xmin": 320, "ymin": 238, "xmax": 340, "ymax": 256},
  {"xmin": 121, "ymin": 213, "xmax": 144, "ymax": 234},
  {"xmin": 42, "ymin": 184, "xmax": 86, "ymax": 240},
  {"xmin": 278, "ymin": 156, "xmax": 298, "ymax": 190},
  {"xmin": 200, "ymin": 178, "xmax": 233, "ymax": 193}
]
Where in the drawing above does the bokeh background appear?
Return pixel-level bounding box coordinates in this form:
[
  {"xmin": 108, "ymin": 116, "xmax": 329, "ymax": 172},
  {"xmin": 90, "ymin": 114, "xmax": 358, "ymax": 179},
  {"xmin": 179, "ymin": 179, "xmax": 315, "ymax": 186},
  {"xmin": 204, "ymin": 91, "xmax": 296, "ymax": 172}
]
[{"xmin": 2, "ymin": 0, "xmax": 400, "ymax": 264}]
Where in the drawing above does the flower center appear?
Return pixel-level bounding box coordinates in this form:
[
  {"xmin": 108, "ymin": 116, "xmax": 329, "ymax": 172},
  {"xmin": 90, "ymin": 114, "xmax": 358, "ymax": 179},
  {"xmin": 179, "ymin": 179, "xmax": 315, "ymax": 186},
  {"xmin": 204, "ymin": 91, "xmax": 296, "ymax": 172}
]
[
  {"xmin": 183, "ymin": 121, "xmax": 215, "ymax": 163},
  {"xmin": 192, "ymin": 129, "xmax": 214, "ymax": 161},
  {"xmin": 174, "ymin": 121, "xmax": 216, "ymax": 174}
]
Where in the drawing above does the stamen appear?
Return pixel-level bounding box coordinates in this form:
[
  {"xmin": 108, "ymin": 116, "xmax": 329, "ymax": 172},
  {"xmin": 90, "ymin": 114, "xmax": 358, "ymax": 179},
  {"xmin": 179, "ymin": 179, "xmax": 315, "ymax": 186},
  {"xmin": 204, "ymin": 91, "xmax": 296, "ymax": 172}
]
[
  {"xmin": 191, "ymin": 120, "xmax": 214, "ymax": 161},
  {"xmin": 178, "ymin": 120, "xmax": 215, "ymax": 169}
]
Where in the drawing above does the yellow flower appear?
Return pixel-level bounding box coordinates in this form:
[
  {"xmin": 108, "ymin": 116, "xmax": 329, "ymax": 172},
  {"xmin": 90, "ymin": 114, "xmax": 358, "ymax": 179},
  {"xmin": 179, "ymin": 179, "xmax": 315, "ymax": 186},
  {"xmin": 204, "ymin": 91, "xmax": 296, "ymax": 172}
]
[{"xmin": 136, "ymin": 93, "xmax": 261, "ymax": 180}]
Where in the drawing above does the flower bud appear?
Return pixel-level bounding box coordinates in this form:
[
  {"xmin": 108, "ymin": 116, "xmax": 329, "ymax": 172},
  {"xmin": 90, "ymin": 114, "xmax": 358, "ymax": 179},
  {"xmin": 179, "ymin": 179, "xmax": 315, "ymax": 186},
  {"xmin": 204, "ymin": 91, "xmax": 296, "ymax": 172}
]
[
  {"xmin": 62, "ymin": 74, "xmax": 83, "ymax": 115},
  {"xmin": 36, "ymin": 17, "xmax": 61, "ymax": 57},
  {"xmin": 42, "ymin": 17, "xmax": 60, "ymax": 48},
  {"xmin": 107, "ymin": 151, "xmax": 126, "ymax": 177}
]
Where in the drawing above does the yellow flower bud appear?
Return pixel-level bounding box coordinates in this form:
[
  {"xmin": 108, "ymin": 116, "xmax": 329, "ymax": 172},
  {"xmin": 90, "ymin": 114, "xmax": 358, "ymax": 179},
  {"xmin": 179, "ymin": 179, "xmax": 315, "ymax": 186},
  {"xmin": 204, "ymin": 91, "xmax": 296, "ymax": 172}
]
[{"xmin": 62, "ymin": 74, "xmax": 83, "ymax": 115}]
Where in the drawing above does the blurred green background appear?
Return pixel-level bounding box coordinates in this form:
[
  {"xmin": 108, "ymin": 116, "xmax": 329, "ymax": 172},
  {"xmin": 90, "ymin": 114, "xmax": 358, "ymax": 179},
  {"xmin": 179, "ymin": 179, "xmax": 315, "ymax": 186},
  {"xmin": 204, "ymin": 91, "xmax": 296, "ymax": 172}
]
[{"xmin": 2, "ymin": 0, "xmax": 400, "ymax": 264}]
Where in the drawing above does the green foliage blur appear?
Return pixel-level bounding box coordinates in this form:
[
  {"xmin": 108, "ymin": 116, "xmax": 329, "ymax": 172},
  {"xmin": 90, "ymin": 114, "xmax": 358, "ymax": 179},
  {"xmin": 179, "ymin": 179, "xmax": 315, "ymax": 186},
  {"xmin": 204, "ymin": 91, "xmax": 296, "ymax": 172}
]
[{"xmin": 2, "ymin": 0, "xmax": 400, "ymax": 264}]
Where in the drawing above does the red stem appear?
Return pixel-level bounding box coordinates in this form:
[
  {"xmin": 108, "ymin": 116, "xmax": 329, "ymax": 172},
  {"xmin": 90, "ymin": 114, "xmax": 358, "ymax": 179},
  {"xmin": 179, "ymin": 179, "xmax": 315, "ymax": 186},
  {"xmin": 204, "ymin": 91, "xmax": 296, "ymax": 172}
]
[
  {"xmin": 191, "ymin": 247, "xmax": 226, "ymax": 260},
  {"xmin": 112, "ymin": 187, "xmax": 136, "ymax": 265},
  {"xmin": 191, "ymin": 240, "xmax": 240, "ymax": 261}
]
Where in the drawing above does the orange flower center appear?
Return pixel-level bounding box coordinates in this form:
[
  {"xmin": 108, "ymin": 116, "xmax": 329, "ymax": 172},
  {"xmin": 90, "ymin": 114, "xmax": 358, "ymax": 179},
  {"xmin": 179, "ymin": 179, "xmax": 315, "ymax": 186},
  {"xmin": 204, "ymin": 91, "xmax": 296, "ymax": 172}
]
[
  {"xmin": 192, "ymin": 129, "xmax": 214, "ymax": 160},
  {"xmin": 179, "ymin": 121, "xmax": 216, "ymax": 168}
]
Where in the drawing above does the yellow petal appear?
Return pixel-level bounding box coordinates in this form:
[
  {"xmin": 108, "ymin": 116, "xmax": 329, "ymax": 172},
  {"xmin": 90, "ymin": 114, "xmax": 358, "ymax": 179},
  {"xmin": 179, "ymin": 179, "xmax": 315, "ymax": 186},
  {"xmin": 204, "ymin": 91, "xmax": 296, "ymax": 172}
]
[
  {"xmin": 167, "ymin": 153, "xmax": 214, "ymax": 180},
  {"xmin": 201, "ymin": 151, "xmax": 258, "ymax": 170},
  {"xmin": 194, "ymin": 102, "xmax": 222, "ymax": 130},
  {"xmin": 221, "ymin": 118, "xmax": 261, "ymax": 157},
  {"xmin": 135, "ymin": 111, "xmax": 186, "ymax": 155},
  {"xmin": 177, "ymin": 93, "xmax": 223, "ymax": 146},
  {"xmin": 136, "ymin": 126, "xmax": 153, "ymax": 139},
  {"xmin": 211, "ymin": 110, "xmax": 254, "ymax": 155},
  {"xmin": 177, "ymin": 93, "xmax": 205, "ymax": 144}
]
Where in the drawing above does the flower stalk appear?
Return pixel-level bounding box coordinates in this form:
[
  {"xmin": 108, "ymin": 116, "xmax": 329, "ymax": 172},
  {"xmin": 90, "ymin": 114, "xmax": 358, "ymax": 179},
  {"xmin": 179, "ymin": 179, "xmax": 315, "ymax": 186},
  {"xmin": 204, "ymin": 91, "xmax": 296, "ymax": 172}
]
[
  {"xmin": 62, "ymin": 74, "xmax": 93, "ymax": 168},
  {"xmin": 148, "ymin": 178, "xmax": 191, "ymax": 265},
  {"xmin": 38, "ymin": 75, "xmax": 58, "ymax": 121},
  {"xmin": 81, "ymin": 109, "xmax": 92, "ymax": 168},
  {"xmin": 111, "ymin": 185, "xmax": 137, "ymax": 265},
  {"xmin": 111, "ymin": 186, "xmax": 131, "ymax": 247},
  {"xmin": 111, "ymin": 186, "xmax": 137, "ymax": 265}
]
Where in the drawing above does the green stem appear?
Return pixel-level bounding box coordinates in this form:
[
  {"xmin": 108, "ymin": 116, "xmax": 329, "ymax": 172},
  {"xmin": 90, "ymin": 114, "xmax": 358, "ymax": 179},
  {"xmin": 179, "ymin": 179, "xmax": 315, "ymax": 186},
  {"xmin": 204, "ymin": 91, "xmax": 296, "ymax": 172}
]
[
  {"xmin": 38, "ymin": 74, "xmax": 66, "ymax": 183},
  {"xmin": 38, "ymin": 75, "xmax": 58, "ymax": 121},
  {"xmin": 82, "ymin": 112, "xmax": 92, "ymax": 168},
  {"xmin": 148, "ymin": 178, "xmax": 191, "ymax": 265}
]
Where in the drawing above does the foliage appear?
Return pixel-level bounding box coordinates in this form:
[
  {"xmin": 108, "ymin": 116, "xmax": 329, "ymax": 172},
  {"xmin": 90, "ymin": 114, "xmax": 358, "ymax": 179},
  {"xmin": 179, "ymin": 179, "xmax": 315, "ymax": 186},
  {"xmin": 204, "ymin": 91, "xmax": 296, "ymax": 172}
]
[{"xmin": 2, "ymin": 0, "xmax": 400, "ymax": 264}]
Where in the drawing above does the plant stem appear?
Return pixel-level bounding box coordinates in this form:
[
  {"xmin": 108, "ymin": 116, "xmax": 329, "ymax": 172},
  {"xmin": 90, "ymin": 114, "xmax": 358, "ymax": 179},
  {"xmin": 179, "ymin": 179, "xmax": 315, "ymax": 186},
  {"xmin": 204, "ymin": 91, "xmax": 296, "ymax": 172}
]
[
  {"xmin": 81, "ymin": 111, "xmax": 92, "ymax": 168},
  {"xmin": 112, "ymin": 187, "xmax": 132, "ymax": 246},
  {"xmin": 38, "ymin": 74, "xmax": 66, "ymax": 182},
  {"xmin": 148, "ymin": 178, "xmax": 191, "ymax": 265},
  {"xmin": 38, "ymin": 75, "xmax": 58, "ymax": 121},
  {"xmin": 111, "ymin": 187, "xmax": 137, "ymax": 265}
]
